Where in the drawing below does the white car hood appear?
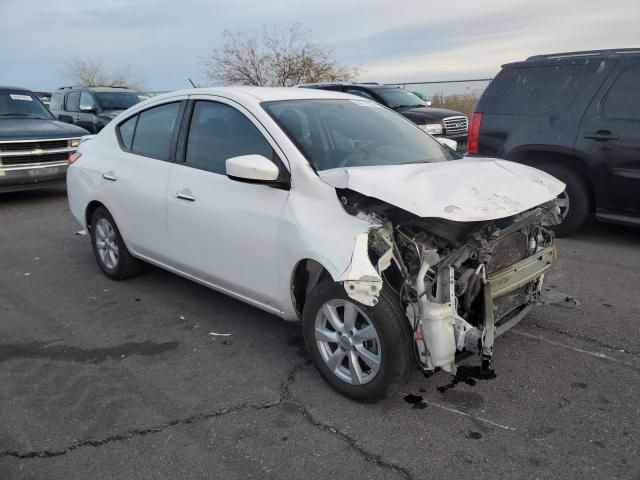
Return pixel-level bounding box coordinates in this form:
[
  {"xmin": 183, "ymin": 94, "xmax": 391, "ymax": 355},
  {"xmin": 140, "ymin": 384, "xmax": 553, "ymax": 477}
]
[{"xmin": 318, "ymin": 158, "xmax": 565, "ymax": 222}]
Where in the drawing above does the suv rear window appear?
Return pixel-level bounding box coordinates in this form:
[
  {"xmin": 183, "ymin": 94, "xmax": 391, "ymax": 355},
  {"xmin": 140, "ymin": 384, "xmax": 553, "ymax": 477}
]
[
  {"xmin": 480, "ymin": 63, "xmax": 599, "ymax": 115},
  {"xmin": 49, "ymin": 92, "xmax": 64, "ymax": 111}
]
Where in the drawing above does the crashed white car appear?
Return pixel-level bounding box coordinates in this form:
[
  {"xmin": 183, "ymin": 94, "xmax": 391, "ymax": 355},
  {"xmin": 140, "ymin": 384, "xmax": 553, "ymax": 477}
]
[{"xmin": 67, "ymin": 87, "xmax": 564, "ymax": 402}]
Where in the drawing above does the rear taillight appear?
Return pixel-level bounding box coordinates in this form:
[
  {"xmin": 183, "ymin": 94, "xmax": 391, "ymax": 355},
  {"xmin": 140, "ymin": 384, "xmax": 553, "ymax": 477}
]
[
  {"xmin": 68, "ymin": 152, "xmax": 82, "ymax": 165},
  {"xmin": 467, "ymin": 112, "xmax": 483, "ymax": 154}
]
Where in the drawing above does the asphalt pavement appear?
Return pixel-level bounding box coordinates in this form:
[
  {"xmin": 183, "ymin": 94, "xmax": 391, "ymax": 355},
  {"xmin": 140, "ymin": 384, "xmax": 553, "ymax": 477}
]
[{"xmin": 1, "ymin": 189, "xmax": 639, "ymax": 479}]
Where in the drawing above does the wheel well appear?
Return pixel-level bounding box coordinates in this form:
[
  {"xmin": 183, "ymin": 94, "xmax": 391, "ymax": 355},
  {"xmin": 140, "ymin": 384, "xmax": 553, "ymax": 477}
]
[
  {"xmin": 290, "ymin": 259, "xmax": 334, "ymax": 318},
  {"xmin": 85, "ymin": 201, "xmax": 105, "ymax": 230},
  {"xmin": 508, "ymin": 150, "xmax": 594, "ymax": 210}
]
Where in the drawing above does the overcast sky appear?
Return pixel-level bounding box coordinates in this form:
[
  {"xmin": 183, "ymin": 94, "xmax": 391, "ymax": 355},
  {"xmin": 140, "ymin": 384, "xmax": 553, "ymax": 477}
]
[{"xmin": 1, "ymin": 0, "xmax": 638, "ymax": 91}]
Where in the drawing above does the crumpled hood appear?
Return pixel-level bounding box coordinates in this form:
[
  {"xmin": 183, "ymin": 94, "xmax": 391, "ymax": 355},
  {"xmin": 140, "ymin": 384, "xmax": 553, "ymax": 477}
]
[{"xmin": 318, "ymin": 158, "xmax": 565, "ymax": 222}]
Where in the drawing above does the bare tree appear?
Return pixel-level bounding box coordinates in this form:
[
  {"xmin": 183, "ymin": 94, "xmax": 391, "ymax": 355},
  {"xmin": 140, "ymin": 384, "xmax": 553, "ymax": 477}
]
[
  {"xmin": 201, "ymin": 24, "xmax": 359, "ymax": 87},
  {"xmin": 62, "ymin": 58, "xmax": 144, "ymax": 90}
]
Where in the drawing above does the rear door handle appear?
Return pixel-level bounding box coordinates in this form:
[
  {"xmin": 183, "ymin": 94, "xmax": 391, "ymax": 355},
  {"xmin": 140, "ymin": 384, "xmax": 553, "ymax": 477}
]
[
  {"xmin": 102, "ymin": 172, "xmax": 117, "ymax": 182},
  {"xmin": 584, "ymin": 131, "xmax": 619, "ymax": 141},
  {"xmin": 175, "ymin": 191, "xmax": 196, "ymax": 202}
]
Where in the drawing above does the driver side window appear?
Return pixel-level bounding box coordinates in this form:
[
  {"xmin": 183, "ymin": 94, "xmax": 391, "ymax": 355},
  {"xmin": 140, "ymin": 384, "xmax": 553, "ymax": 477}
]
[
  {"xmin": 185, "ymin": 101, "xmax": 274, "ymax": 175},
  {"xmin": 79, "ymin": 91, "xmax": 95, "ymax": 110}
]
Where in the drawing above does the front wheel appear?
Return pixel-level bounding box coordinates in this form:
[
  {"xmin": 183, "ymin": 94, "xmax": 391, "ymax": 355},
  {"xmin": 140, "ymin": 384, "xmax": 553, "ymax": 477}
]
[{"xmin": 302, "ymin": 282, "xmax": 413, "ymax": 402}]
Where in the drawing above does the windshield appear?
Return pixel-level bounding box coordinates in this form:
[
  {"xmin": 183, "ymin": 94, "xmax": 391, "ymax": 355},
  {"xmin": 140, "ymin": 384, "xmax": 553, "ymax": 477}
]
[
  {"xmin": 375, "ymin": 89, "xmax": 426, "ymax": 108},
  {"xmin": 262, "ymin": 99, "xmax": 458, "ymax": 171},
  {"xmin": 95, "ymin": 92, "xmax": 141, "ymax": 110},
  {"xmin": 0, "ymin": 91, "xmax": 53, "ymax": 119}
]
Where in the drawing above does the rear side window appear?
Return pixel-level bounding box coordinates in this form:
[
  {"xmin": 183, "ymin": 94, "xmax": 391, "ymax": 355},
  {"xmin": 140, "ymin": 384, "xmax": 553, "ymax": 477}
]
[
  {"xmin": 118, "ymin": 115, "xmax": 138, "ymax": 150},
  {"xmin": 603, "ymin": 65, "xmax": 640, "ymax": 121},
  {"xmin": 480, "ymin": 63, "xmax": 599, "ymax": 115},
  {"xmin": 66, "ymin": 91, "xmax": 81, "ymax": 112},
  {"xmin": 185, "ymin": 101, "xmax": 273, "ymax": 175},
  {"xmin": 49, "ymin": 92, "xmax": 63, "ymax": 111},
  {"xmin": 130, "ymin": 102, "xmax": 181, "ymax": 160}
]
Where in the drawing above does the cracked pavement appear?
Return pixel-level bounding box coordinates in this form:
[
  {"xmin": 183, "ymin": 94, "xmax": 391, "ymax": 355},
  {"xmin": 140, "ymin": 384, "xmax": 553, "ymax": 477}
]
[{"xmin": 1, "ymin": 190, "xmax": 639, "ymax": 479}]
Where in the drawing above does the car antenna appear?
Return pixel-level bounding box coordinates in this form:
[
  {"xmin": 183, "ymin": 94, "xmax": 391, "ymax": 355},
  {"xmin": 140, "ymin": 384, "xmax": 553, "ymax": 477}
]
[{"xmin": 188, "ymin": 78, "xmax": 198, "ymax": 88}]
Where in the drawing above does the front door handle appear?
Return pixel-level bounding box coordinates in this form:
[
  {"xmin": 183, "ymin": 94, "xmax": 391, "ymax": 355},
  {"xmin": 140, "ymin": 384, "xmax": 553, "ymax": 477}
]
[
  {"xmin": 584, "ymin": 130, "xmax": 619, "ymax": 141},
  {"xmin": 175, "ymin": 191, "xmax": 196, "ymax": 202},
  {"xmin": 102, "ymin": 172, "xmax": 117, "ymax": 182}
]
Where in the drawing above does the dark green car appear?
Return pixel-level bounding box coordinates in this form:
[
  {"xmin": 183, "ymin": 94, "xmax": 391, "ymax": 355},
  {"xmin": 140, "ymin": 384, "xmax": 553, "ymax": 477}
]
[{"xmin": 0, "ymin": 86, "xmax": 88, "ymax": 193}]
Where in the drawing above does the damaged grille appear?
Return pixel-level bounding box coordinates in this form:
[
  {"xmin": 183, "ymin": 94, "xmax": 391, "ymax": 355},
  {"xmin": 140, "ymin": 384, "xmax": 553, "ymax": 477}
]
[
  {"xmin": 486, "ymin": 232, "xmax": 529, "ymax": 274},
  {"xmin": 494, "ymin": 283, "xmax": 531, "ymax": 320}
]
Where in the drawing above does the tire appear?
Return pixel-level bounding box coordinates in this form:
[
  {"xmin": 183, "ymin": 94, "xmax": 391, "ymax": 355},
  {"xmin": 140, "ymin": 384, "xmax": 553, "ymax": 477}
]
[
  {"xmin": 90, "ymin": 206, "xmax": 141, "ymax": 280},
  {"xmin": 302, "ymin": 282, "xmax": 413, "ymax": 402},
  {"xmin": 537, "ymin": 163, "xmax": 590, "ymax": 236}
]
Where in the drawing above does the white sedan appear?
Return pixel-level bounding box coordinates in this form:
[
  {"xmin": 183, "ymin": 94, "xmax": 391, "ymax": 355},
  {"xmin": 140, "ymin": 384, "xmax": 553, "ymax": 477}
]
[{"xmin": 67, "ymin": 87, "xmax": 564, "ymax": 402}]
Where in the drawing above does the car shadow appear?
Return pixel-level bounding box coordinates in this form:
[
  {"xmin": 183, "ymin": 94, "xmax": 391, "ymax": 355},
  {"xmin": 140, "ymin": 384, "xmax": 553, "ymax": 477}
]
[
  {"xmin": 562, "ymin": 215, "xmax": 640, "ymax": 246},
  {"xmin": 0, "ymin": 187, "xmax": 67, "ymax": 205}
]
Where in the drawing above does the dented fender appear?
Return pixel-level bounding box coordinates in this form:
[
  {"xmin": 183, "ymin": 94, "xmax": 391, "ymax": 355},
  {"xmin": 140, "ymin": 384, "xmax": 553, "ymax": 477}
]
[{"xmin": 337, "ymin": 231, "xmax": 384, "ymax": 306}]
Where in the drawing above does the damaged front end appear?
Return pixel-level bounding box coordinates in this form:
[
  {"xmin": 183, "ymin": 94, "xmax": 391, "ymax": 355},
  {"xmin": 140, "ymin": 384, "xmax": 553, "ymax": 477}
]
[{"xmin": 339, "ymin": 189, "xmax": 558, "ymax": 376}]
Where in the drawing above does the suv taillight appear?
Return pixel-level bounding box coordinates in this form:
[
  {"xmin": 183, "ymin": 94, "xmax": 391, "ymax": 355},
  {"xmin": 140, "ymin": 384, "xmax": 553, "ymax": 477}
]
[
  {"xmin": 467, "ymin": 112, "xmax": 483, "ymax": 154},
  {"xmin": 68, "ymin": 152, "xmax": 82, "ymax": 165}
]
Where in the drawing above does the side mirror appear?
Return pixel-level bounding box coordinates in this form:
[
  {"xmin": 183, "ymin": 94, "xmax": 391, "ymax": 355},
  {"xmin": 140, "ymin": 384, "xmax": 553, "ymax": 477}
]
[
  {"xmin": 79, "ymin": 104, "xmax": 95, "ymax": 113},
  {"xmin": 437, "ymin": 137, "xmax": 457, "ymax": 151},
  {"xmin": 226, "ymin": 154, "xmax": 281, "ymax": 183}
]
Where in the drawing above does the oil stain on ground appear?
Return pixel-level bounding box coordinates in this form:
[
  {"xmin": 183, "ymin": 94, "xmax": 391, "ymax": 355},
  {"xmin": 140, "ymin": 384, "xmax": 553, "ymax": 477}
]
[
  {"xmin": 403, "ymin": 393, "xmax": 428, "ymax": 409},
  {"xmin": 0, "ymin": 340, "xmax": 179, "ymax": 364},
  {"xmin": 437, "ymin": 365, "xmax": 497, "ymax": 393}
]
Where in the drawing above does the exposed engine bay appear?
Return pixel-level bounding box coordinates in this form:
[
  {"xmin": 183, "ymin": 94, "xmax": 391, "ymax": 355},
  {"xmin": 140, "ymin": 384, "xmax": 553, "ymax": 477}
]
[{"xmin": 338, "ymin": 188, "xmax": 558, "ymax": 375}]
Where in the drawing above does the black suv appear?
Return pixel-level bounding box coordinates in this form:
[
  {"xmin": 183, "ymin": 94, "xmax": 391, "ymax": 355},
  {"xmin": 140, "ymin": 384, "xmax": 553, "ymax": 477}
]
[
  {"xmin": 301, "ymin": 82, "xmax": 469, "ymax": 151},
  {"xmin": 469, "ymin": 48, "xmax": 640, "ymax": 235},
  {"xmin": 49, "ymin": 86, "xmax": 141, "ymax": 134},
  {"xmin": 0, "ymin": 86, "xmax": 87, "ymax": 192}
]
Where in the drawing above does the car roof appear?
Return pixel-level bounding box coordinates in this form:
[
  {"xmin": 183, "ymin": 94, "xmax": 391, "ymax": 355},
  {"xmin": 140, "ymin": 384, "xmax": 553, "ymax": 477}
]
[
  {"xmin": 0, "ymin": 86, "xmax": 33, "ymax": 93},
  {"xmin": 504, "ymin": 48, "xmax": 640, "ymax": 67},
  {"xmin": 55, "ymin": 86, "xmax": 138, "ymax": 93},
  {"xmin": 148, "ymin": 86, "xmax": 364, "ymax": 103}
]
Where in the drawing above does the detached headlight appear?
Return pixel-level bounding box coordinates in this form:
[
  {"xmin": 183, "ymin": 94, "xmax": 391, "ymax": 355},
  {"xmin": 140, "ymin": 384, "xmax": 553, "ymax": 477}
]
[
  {"xmin": 69, "ymin": 138, "xmax": 81, "ymax": 147},
  {"xmin": 421, "ymin": 124, "xmax": 443, "ymax": 135}
]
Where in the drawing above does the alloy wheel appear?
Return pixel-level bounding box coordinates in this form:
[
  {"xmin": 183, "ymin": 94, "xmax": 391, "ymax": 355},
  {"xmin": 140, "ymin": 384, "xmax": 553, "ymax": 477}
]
[
  {"xmin": 95, "ymin": 217, "xmax": 119, "ymax": 269},
  {"xmin": 314, "ymin": 299, "xmax": 381, "ymax": 385}
]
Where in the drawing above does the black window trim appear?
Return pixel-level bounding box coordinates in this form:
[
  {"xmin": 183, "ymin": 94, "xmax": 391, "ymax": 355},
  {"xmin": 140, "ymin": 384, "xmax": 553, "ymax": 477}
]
[
  {"xmin": 115, "ymin": 99, "xmax": 187, "ymax": 162},
  {"xmin": 175, "ymin": 98, "xmax": 291, "ymax": 188}
]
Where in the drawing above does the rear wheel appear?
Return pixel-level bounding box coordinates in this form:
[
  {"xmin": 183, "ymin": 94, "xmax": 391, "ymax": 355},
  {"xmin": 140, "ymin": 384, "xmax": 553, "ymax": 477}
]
[
  {"xmin": 90, "ymin": 207, "xmax": 141, "ymax": 280},
  {"xmin": 537, "ymin": 163, "xmax": 590, "ymax": 236},
  {"xmin": 302, "ymin": 282, "xmax": 412, "ymax": 402}
]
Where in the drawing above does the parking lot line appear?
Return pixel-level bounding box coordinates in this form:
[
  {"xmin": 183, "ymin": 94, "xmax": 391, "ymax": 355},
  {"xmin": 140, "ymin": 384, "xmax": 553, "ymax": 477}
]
[
  {"xmin": 422, "ymin": 400, "xmax": 517, "ymax": 431},
  {"xmin": 511, "ymin": 329, "xmax": 640, "ymax": 372}
]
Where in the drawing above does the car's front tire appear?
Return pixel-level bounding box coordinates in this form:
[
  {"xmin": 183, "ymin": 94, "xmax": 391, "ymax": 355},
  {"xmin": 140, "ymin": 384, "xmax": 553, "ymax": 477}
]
[
  {"xmin": 90, "ymin": 206, "xmax": 141, "ymax": 280},
  {"xmin": 302, "ymin": 282, "xmax": 413, "ymax": 402}
]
